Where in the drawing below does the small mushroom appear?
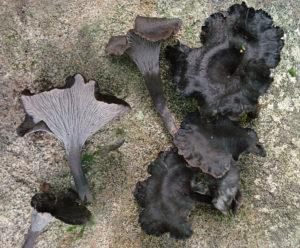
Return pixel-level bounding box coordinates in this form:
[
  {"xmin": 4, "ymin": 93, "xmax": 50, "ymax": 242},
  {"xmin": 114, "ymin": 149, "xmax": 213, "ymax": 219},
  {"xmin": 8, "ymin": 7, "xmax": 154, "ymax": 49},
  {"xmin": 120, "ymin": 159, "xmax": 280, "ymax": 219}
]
[
  {"xmin": 23, "ymin": 187, "xmax": 91, "ymax": 248},
  {"xmin": 17, "ymin": 74, "xmax": 131, "ymax": 202},
  {"xmin": 174, "ymin": 111, "xmax": 266, "ymax": 178},
  {"xmin": 166, "ymin": 2, "xmax": 284, "ymax": 121},
  {"xmin": 106, "ymin": 16, "xmax": 182, "ymax": 135},
  {"xmin": 134, "ymin": 148, "xmax": 211, "ymax": 239},
  {"xmin": 204, "ymin": 162, "xmax": 242, "ymax": 215}
]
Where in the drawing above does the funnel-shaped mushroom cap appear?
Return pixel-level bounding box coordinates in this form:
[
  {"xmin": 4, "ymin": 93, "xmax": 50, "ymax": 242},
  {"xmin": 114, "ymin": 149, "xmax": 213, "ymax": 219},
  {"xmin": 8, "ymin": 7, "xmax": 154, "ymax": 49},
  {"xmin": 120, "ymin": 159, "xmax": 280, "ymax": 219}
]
[
  {"xmin": 166, "ymin": 2, "xmax": 284, "ymax": 121},
  {"xmin": 18, "ymin": 74, "xmax": 131, "ymax": 149},
  {"xmin": 134, "ymin": 148, "xmax": 211, "ymax": 239},
  {"xmin": 105, "ymin": 16, "xmax": 182, "ymax": 56},
  {"xmin": 205, "ymin": 162, "xmax": 241, "ymax": 215},
  {"xmin": 174, "ymin": 112, "xmax": 266, "ymax": 178},
  {"xmin": 17, "ymin": 74, "xmax": 131, "ymax": 202},
  {"xmin": 31, "ymin": 189, "xmax": 91, "ymax": 225},
  {"xmin": 30, "ymin": 210, "xmax": 54, "ymax": 233},
  {"xmin": 134, "ymin": 16, "xmax": 182, "ymax": 42},
  {"xmin": 105, "ymin": 35, "xmax": 129, "ymax": 56},
  {"xmin": 201, "ymin": 2, "xmax": 284, "ymax": 68}
]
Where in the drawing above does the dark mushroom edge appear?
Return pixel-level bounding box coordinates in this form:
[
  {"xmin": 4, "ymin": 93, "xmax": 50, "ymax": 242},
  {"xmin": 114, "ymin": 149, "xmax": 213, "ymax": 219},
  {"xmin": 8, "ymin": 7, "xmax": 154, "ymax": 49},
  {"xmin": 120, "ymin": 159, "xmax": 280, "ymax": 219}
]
[
  {"xmin": 174, "ymin": 111, "xmax": 266, "ymax": 178},
  {"xmin": 134, "ymin": 148, "xmax": 212, "ymax": 239},
  {"xmin": 166, "ymin": 2, "xmax": 284, "ymax": 121},
  {"xmin": 23, "ymin": 188, "xmax": 91, "ymax": 248}
]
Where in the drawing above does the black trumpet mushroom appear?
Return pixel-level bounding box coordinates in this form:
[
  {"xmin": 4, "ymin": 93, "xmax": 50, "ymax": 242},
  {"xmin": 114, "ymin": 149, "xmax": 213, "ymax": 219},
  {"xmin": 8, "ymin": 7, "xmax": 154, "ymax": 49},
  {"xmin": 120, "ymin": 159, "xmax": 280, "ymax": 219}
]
[
  {"xmin": 17, "ymin": 74, "xmax": 131, "ymax": 202},
  {"xmin": 23, "ymin": 187, "xmax": 91, "ymax": 248},
  {"xmin": 174, "ymin": 111, "xmax": 265, "ymax": 214},
  {"xmin": 174, "ymin": 111, "xmax": 266, "ymax": 178},
  {"xmin": 134, "ymin": 148, "xmax": 212, "ymax": 239},
  {"xmin": 166, "ymin": 2, "xmax": 284, "ymax": 121},
  {"xmin": 106, "ymin": 16, "xmax": 182, "ymax": 135},
  {"xmin": 205, "ymin": 162, "xmax": 242, "ymax": 215}
]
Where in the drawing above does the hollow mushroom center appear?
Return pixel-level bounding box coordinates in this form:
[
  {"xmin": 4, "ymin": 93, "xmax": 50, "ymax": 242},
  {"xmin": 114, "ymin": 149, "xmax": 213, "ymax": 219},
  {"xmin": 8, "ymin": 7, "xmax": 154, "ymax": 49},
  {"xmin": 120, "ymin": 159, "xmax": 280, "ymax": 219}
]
[{"xmin": 208, "ymin": 48, "xmax": 243, "ymax": 82}]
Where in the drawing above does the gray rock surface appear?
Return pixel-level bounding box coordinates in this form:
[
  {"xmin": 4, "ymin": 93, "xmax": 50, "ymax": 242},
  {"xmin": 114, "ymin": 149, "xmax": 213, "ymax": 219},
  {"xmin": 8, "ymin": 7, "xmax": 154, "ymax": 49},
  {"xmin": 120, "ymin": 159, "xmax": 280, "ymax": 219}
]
[{"xmin": 0, "ymin": 0, "xmax": 299, "ymax": 247}]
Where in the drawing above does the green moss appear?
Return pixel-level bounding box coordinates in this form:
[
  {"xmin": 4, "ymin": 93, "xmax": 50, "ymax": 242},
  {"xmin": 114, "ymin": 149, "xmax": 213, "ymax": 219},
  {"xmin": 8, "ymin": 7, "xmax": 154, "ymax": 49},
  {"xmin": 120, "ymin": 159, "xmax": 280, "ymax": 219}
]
[
  {"xmin": 65, "ymin": 216, "xmax": 95, "ymax": 239},
  {"xmin": 240, "ymin": 110, "xmax": 248, "ymax": 126},
  {"xmin": 158, "ymin": 6, "xmax": 172, "ymax": 18},
  {"xmin": 12, "ymin": 62, "xmax": 28, "ymax": 72},
  {"xmin": 97, "ymin": 73, "xmax": 125, "ymax": 96},
  {"xmin": 21, "ymin": 63, "xmax": 26, "ymax": 71},
  {"xmin": 162, "ymin": 78, "xmax": 199, "ymax": 120},
  {"xmin": 87, "ymin": 219, "xmax": 96, "ymax": 226},
  {"xmin": 115, "ymin": 128, "xmax": 126, "ymax": 138},
  {"xmin": 12, "ymin": 63, "xmax": 19, "ymax": 70},
  {"xmin": 78, "ymin": 225, "xmax": 85, "ymax": 238},
  {"xmin": 30, "ymin": 61, "xmax": 37, "ymax": 67},
  {"xmin": 164, "ymin": 13, "xmax": 172, "ymax": 18},
  {"xmin": 6, "ymin": 33, "xmax": 19, "ymax": 45},
  {"xmin": 7, "ymin": 34, "xmax": 15, "ymax": 40},
  {"xmin": 183, "ymin": 1, "xmax": 195, "ymax": 13},
  {"xmin": 98, "ymin": 185, "xmax": 105, "ymax": 193},
  {"xmin": 81, "ymin": 154, "xmax": 94, "ymax": 173},
  {"xmin": 114, "ymin": 236, "xmax": 121, "ymax": 243},
  {"xmin": 66, "ymin": 224, "xmax": 86, "ymax": 238},
  {"xmin": 61, "ymin": 172, "xmax": 71, "ymax": 178},
  {"xmin": 288, "ymin": 68, "xmax": 297, "ymax": 77},
  {"xmin": 188, "ymin": 26, "xmax": 194, "ymax": 35},
  {"xmin": 82, "ymin": 23, "xmax": 102, "ymax": 41},
  {"xmin": 82, "ymin": 154, "xmax": 94, "ymax": 164},
  {"xmin": 241, "ymin": 43, "xmax": 246, "ymax": 51},
  {"xmin": 66, "ymin": 226, "xmax": 78, "ymax": 232},
  {"xmin": 95, "ymin": 147, "xmax": 103, "ymax": 156},
  {"xmin": 82, "ymin": 165, "xmax": 91, "ymax": 173}
]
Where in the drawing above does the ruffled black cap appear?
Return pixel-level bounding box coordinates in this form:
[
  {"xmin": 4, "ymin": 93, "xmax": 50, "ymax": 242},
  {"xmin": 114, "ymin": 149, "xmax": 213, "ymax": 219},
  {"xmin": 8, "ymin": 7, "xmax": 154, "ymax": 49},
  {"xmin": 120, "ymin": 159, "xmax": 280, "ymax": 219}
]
[{"xmin": 166, "ymin": 2, "xmax": 284, "ymax": 121}]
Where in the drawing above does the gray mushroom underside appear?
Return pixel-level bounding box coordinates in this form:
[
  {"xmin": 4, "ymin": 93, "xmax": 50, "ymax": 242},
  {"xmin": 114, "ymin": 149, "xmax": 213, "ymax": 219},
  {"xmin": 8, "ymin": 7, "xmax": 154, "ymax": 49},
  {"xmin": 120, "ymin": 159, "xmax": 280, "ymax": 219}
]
[
  {"xmin": 22, "ymin": 211, "xmax": 54, "ymax": 248},
  {"xmin": 20, "ymin": 74, "xmax": 130, "ymax": 149}
]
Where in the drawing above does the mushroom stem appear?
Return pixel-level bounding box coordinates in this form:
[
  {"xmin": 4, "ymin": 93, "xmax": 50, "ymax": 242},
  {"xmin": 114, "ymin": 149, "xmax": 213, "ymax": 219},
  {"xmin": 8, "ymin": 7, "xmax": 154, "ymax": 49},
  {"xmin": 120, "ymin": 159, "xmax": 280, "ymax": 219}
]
[
  {"xmin": 143, "ymin": 72, "xmax": 177, "ymax": 136},
  {"xmin": 22, "ymin": 211, "xmax": 54, "ymax": 248},
  {"xmin": 67, "ymin": 146, "xmax": 92, "ymax": 202},
  {"xmin": 106, "ymin": 16, "xmax": 182, "ymax": 136},
  {"xmin": 125, "ymin": 31, "xmax": 177, "ymax": 136},
  {"xmin": 22, "ymin": 230, "xmax": 40, "ymax": 248}
]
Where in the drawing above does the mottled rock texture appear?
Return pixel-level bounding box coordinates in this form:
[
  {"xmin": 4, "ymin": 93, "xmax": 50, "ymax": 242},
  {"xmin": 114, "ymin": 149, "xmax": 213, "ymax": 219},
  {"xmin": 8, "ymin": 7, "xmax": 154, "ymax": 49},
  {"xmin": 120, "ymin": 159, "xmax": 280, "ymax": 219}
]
[{"xmin": 0, "ymin": 0, "xmax": 299, "ymax": 247}]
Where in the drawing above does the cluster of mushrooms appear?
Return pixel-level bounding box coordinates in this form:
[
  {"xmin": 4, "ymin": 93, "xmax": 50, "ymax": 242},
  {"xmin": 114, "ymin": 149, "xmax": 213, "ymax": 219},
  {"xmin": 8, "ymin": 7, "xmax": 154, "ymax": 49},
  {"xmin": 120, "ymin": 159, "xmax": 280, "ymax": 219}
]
[
  {"xmin": 19, "ymin": 74, "xmax": 131, "ymax": 247},
  {"xmin": 18, "ymin": 2, "xmax": 284, "ymax": 246}
]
